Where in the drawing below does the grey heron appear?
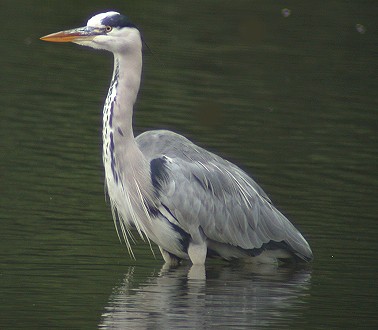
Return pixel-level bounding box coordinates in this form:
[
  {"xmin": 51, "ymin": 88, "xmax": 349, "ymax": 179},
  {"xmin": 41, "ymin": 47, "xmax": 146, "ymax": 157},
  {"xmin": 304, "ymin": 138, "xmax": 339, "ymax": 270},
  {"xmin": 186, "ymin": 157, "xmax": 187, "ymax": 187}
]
[{"xmin": 41, "ymin": 11, "xmax": 313, "ymax": 265}]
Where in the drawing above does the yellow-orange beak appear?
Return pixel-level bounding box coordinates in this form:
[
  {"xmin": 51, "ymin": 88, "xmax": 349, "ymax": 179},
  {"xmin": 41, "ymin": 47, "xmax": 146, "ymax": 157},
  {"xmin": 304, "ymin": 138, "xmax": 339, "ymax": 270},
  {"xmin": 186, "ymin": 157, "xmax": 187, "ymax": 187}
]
[{"xmin": 40, "ymin": 27, "xmax": 98, "ymax": 43}]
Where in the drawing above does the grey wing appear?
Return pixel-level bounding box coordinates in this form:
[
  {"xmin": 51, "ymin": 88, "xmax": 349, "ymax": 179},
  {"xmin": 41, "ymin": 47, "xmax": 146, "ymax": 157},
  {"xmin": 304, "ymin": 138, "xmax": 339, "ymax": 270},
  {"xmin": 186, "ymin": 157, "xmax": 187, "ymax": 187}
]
[{"xmin": 137, "ymin": 130, "xmax": 313, "ymax": 261}]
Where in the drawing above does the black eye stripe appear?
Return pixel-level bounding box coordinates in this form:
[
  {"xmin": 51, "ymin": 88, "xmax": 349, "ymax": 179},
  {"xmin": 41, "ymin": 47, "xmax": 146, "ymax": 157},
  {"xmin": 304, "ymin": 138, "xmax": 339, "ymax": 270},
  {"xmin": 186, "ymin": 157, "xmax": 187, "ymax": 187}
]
[{"xmin": 101, "ymin": 13, "xmax": 136, "ymax": 29}]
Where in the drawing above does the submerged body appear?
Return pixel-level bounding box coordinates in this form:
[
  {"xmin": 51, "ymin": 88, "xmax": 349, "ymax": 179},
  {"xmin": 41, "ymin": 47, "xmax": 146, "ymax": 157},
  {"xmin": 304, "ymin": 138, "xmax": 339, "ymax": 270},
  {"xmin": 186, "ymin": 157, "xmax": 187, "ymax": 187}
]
[{"xmin": 41, "ymin": 11, "xmax": 313, "ymax": 265}]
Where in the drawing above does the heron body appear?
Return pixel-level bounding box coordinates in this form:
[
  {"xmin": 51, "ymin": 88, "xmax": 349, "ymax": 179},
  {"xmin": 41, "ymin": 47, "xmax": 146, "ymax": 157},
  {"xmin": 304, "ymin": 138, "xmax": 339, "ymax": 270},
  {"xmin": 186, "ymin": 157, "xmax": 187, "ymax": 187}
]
[{"xmin": 41, "ymin": 11, "xmax": 313, "ymax": 265}]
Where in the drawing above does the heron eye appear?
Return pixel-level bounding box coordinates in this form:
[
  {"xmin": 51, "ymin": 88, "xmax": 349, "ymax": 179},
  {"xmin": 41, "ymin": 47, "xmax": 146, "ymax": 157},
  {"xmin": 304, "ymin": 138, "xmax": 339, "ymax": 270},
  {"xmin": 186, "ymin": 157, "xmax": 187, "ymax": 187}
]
[{"xmin": 105, "ymin": 26, "xmax": 112, "ymax": 32}]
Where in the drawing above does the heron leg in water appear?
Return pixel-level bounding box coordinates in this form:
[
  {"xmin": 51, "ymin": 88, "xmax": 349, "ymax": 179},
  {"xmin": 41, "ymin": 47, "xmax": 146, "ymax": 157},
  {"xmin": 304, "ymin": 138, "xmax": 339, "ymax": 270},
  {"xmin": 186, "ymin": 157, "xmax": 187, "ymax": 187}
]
[
  {"xmin": 188, "ymin": 241, "xmax": 207, "ymax": 265},
  {"xmin": 159, "ymin": 247, "xmax": 181, "ymax": 266}
]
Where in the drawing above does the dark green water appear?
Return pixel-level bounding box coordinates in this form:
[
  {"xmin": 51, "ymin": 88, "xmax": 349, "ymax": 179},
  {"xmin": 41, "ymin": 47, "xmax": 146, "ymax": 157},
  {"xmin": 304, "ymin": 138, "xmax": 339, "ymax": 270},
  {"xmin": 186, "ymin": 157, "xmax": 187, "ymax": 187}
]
[{"xmin": 1, "ymin": 1, "xmax": 377, "ymax": 329}]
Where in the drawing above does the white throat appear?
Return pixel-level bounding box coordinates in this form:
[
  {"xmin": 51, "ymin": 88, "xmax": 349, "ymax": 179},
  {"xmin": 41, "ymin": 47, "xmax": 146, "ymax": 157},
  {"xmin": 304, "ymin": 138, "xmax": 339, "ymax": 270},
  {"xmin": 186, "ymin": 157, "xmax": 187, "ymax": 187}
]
[
  {"xmin": 101, "ymin": 35, "xmax": 159, "ymax": 253},
  {"xmin": 102, "ymin": 44, "xmax": 143, "ymax": 177}
]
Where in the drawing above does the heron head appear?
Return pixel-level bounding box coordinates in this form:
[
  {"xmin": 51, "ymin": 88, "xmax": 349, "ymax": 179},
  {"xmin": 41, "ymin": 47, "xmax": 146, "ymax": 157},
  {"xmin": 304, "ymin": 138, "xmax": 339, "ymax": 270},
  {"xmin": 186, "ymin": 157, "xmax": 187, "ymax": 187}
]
[{"xmin": 40, "ymin": 11, "xmax": 141, "ymax": 53}]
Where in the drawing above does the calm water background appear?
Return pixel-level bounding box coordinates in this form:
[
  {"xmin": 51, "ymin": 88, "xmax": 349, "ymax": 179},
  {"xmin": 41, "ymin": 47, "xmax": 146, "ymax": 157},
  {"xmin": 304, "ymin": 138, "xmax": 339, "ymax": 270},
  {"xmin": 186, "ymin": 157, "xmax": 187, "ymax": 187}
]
[{"xmin": 1, "ymin": 0, "xmax": 377, "ymax": 329}]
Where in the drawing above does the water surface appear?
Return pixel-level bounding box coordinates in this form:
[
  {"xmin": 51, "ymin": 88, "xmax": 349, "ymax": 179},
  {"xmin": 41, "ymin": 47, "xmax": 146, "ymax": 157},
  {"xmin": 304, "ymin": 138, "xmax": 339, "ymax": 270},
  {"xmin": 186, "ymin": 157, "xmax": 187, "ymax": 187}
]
[{"xmin": 1, "ymin": 1, "xmax": 377, "ymax": 329}]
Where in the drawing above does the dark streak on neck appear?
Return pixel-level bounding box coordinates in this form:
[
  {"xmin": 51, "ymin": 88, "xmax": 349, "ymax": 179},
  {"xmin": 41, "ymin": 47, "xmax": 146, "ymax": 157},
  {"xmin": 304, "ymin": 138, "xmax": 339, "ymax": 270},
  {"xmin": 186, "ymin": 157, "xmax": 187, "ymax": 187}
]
[{"xmin": 108, "ymin": 60, "xmax": 120, "ymax": 129}]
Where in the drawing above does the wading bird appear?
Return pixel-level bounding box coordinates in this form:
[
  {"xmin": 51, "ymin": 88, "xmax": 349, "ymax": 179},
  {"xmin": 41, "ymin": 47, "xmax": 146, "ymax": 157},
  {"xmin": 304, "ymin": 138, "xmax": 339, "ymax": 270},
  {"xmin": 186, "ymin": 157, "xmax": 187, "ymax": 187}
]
[{"xmin": 41, "ymin": 11, "xmax": 313, "ymax": 265}]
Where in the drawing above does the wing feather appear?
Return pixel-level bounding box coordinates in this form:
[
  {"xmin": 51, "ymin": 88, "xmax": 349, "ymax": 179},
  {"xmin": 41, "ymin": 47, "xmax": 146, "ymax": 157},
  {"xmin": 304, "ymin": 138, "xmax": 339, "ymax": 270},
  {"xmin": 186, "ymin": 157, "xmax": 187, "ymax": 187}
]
[{"xmin": 137, "ymin": 130, "xmax": 312, "ymax": 260}]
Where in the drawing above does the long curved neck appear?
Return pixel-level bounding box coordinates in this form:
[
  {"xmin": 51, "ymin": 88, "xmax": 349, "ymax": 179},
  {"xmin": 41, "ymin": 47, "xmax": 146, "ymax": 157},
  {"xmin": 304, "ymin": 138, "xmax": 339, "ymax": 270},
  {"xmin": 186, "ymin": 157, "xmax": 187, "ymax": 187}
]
[
  {"xmin": 104, "ymin": 50, "xmax": 142, "ymax": 142},
  {"xmin": 102, "ymin": 43, "xmax": 146, "ymax": 186}
]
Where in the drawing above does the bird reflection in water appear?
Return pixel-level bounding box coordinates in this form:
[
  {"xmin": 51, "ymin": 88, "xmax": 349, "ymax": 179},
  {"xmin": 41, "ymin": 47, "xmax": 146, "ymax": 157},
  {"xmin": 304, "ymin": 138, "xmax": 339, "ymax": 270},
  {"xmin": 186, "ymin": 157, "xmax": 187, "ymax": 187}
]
[{"xmin": 99, "ymin": 264, "xmax": 311, "ymax": 329}]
